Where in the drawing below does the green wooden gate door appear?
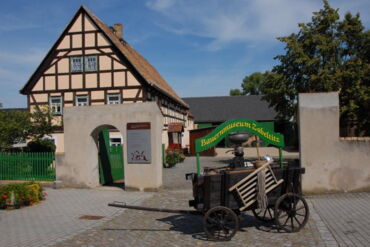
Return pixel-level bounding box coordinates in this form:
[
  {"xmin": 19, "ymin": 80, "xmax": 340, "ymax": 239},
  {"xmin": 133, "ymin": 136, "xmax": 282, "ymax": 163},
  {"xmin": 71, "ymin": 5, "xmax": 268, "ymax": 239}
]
[{"xmin": 98, "ymin": 128, "xmax": 124, "ymax": 185}]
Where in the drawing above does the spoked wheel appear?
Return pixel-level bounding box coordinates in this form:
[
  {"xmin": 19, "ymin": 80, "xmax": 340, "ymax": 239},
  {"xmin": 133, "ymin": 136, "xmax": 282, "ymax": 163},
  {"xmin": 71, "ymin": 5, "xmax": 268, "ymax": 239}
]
[
  {"xmin": 203, "ymin": 206, "xmax": 239, "ymax": 241},
  {"xmin": 252, "ymin": 206, "xmax": 275, "ymax": 222},
  {"xmin": 274, "ymin": 193, "xmax": 309, "ymax": 232}
]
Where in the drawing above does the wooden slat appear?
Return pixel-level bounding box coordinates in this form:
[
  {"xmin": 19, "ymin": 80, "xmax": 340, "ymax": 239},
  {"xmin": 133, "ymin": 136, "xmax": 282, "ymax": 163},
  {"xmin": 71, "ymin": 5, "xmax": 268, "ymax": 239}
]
[
  {"xmin": 239, "ymin": 179, "xmax": 284, "ymax": 211},
  {"xmin": 229, "ymin": 161, "xmax": 284, "ymax": 211},
  {"xmin": 238, "ymin": 181, "xmax": 257, "ymax": 196},
  {"xmin": 236, "ymin": 176, "xmax": 257, "ymax": 191},
  {"xmin": 229, "ymin": 160, "xmax": 273, "ymax": 191}
]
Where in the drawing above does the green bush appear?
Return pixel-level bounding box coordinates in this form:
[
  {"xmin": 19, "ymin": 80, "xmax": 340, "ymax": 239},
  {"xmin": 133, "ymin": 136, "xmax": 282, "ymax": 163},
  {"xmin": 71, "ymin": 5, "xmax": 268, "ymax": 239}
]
[
  {"xmin": 0, "ymin": 182, "xmax": 45, "ymax": 209},
  {"xmin": 164, "ymin": 148, "xmax": 186, "ymax": 168},
  {"xmin": 27, "ymin": 139, "xmax": 56, "ymax": 153},
  {"xmin": 165, "ymin": 151, "xmax": 178, "ymax": 168}
]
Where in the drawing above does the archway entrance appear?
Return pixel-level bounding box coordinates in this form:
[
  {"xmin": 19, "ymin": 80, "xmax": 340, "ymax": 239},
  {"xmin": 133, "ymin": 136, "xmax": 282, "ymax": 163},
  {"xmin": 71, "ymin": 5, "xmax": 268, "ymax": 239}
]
[
  {"xmin": 60, "ymin": 103, "xmax": 163, "ymax": 189},
  {"xmin": 97, "ymin": 127, "xmax": 124, "ymax": 185},
  {"xmin": 90, "ymin": 124, "xmax": 125, "ymax": 187}
]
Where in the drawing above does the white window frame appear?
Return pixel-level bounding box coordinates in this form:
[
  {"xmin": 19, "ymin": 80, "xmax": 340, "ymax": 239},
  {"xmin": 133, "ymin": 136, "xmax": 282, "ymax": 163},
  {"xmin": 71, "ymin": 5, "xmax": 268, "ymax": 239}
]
[
  {"xmin": 50, "ymin": 96, "xmax": 63, "ymax": 115},
  {"xmin": 107, "ymin": 93, "xmax": 121, "ymax": 105},
  {"xmin": 75, "ymin": 95, "xmax": 89, "ymax": 106},
  {"xmin": 84, "ymin": 55, "xmax": 98, "ymax": 72},
  {"xmin": 110, "ymin": 137, "xmax": 122, "ymax": 146},
  {"xmin": 71, "ymin": 56, "xmax": 83, "ymax": 72}
]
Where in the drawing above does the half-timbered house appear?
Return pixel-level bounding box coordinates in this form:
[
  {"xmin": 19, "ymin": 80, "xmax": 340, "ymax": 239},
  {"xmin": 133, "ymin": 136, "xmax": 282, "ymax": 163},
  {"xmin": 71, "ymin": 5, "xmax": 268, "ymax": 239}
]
[{"xmin": 20, "ymin": 6, "xmax": 192, "ymax": 153}]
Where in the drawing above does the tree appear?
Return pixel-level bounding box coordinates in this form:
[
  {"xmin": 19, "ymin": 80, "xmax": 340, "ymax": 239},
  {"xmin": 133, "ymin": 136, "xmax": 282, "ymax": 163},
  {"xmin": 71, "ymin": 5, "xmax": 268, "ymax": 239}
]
[
  {"xmin": 241, "ymin": 72, "xmax": 268, "ymax": 95},
  {"xmin": 229, "ymin": 89, "xmax": 243, "ymax": 96},
  {"xmin": 0, "ymin": 110, "xmax": 32, "ymax": 151},
  {"xmin": 337, "ymin": 13, "xmax": 370, "ymax": 135},
  {"xmin": 262, "ymin": 0, "xmax": 370, "ymax": 135},
  {"xmin": 230, "ymin": 72, "xmax": 268, "ymax": 96},
  {"xmin": 0, "ymin": 107, "xmax": 56, "ymax": 151},
  {"xmin": 29, "ymin": 106, "xmax": 57, "ymax": 140}
]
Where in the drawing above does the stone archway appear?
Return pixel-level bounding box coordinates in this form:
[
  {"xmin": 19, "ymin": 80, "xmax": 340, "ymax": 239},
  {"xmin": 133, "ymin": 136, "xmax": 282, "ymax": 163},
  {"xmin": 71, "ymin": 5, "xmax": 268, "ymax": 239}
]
[
  {"xmin": 91, "ymin": 124, "xmax": 124, "ymax": 186},
  {"xmin": 57, "ymin": 102, "xmax": 163, "ymax": 190}
]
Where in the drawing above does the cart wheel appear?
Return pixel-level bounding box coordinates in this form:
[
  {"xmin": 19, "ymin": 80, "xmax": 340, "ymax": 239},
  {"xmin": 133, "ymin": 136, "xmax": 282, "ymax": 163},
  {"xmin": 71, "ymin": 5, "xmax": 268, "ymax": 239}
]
[
  {"xmin": 203, "ymin": 206, "xmax": 239, "ymax": 241},
  {"xmin": 252, "ymin": 206, "xmax": 275, "ymax": 222},
  {"xmin": 274, "ymin": 193, "xmax": 309, "ymax": 232}
]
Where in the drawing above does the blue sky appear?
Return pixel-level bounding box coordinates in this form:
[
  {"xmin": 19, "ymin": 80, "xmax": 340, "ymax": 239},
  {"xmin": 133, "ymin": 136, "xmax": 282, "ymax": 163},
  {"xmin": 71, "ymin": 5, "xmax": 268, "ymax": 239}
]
[{"xmin": 1, "ymin": 0, "xmax": 369, "ymax": 108}]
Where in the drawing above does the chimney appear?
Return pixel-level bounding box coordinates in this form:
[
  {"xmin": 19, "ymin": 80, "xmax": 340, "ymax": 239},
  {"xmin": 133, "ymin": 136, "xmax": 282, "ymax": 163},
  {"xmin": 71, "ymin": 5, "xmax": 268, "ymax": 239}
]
[{"xmin": 113, "ymin": 23, "xmax": 123, "ymax": 40}]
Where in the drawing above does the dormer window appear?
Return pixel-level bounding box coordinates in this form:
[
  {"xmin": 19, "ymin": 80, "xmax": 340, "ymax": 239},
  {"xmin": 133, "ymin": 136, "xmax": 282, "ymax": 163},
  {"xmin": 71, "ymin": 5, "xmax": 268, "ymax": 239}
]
[
  {"xmin": 85, "ymin": 56, "xmax": 97, "ymax": 72},
  {"xmin": 71, "ymin": 56, "xmax": 83, "ymax": 72}
]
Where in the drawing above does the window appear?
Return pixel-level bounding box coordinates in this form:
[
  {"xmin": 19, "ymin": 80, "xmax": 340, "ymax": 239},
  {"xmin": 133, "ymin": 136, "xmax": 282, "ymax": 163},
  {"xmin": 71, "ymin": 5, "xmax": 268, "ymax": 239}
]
[
  {"xmin": 107, "ymin": 93, "xmax": 121, "ymax": 104},
  {"xmin": 85, "ymin": 56, "xmax": 97, "ymax": 72},
  {"xmin": 71, "ymin": 56, "xmax": 83, "ymax": 72},
  {"xmin": 76, "ymin": 95, "xmax": 89, "ymax": 106},
  {"xmin": 50, "ymin": 96, "xmax": 63, "ymax": 114},
  {"xmin": 110, "ymin": 137, "xmax": 122, "ymax": 146}
]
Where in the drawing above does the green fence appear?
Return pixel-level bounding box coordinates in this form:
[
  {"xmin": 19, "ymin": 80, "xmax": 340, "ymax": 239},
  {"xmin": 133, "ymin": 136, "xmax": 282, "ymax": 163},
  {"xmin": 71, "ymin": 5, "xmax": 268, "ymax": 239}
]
[
  {"xmin": 0, "ymin": 152, "xmax": 55, "ymax": 181},
  {"xmin": 109, "ymin": 145, "xmax": 124, "ymax": 181}
]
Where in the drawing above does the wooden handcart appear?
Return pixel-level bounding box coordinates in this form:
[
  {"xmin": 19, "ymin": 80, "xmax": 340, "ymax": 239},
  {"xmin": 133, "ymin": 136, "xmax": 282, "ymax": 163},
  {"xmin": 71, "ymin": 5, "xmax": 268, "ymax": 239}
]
[
  {"xmin": 187, "ymin": 160, "xmax": 309, "ymax": 240},
  {"xmin": 109, "ymin": 119, "xmax": 309, "ymax": 241}
]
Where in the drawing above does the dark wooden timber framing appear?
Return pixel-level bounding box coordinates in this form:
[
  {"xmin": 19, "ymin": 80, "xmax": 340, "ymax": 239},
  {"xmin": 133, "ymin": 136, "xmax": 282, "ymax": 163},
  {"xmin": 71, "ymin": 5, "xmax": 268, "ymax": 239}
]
[
  {"xmin": 55, "ymin": 64, "xmax": 59, "ymax": 90},
  {"xmin": 72, "ymin": 91, "xmax": 76, "ymax": 106},
  {"xmin": 82, "ymin": 12, "xmax": 86, "ymax": 89},
  {"xmin": 21, "ymin": 6, "xmax": 188, "ymax": 124},
  {"xmin": 163, "ymin": 114, "xmax": 185, "ymax": 122},
  {"xmin": 27, "ymin": 95, "xmax": 30, "ymax": 112},
  {"xmin": 45, "ymin": 68, "xmax": 127, "ymax": 77},
  {"xmin": 56, "ymin": 46, "xmax": 111, "ymax": 52},
  {"xmin": 88, "ymin": 91, "xmax": 92, "ymax": 106},
  {"xmin": 124, "ymin": 70, "xmax": 128, "ymax": 87},
  {"xmin": 30, "ymin": 94, "xmax": 41, "ymax": 111},
  {"xmin": 30, "ymin": 85, "xmax": 141, "ymax": 94}
]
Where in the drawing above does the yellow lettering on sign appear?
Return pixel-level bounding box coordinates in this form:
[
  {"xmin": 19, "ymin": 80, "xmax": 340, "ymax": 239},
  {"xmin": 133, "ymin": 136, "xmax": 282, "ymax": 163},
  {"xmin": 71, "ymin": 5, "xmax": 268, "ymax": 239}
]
[{"xmin": 198, "ymin": 120, "xmax": 282, "ymax": 149}]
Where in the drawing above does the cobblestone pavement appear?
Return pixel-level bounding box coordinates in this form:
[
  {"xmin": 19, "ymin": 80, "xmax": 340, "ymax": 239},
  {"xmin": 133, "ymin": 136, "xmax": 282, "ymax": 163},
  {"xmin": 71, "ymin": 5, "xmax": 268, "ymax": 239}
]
[
  {"xmin": 53, "ymin": 189, "xmax": 324, "ymax": 247},
  {"xmin": 51, "ymin": 157, "xmax": 327, "ymax": 247},
  {"xmin": 0, "ymin": 188, "xmax": 151, "ymax": 247},
  {"xmin": 5, "ymin": 157, "xmax": 369, "ymax": 246},
  {"xmin": 310, "ymin": 192, "xmax": 370, "ymax": 247}
]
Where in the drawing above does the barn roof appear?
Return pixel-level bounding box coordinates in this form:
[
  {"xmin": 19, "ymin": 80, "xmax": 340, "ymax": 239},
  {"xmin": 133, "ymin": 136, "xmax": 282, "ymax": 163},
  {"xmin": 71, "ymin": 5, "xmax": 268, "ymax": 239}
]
[{"xmin": 182, "ymin": 95, "xmax": 276, "ymax": 122}]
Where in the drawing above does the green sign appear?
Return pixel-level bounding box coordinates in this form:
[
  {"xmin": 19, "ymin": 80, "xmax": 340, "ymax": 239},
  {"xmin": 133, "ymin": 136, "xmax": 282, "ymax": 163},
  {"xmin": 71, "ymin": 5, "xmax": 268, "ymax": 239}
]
[{"xmin": 195, "ymin": 118, "xmax": 285, "ymax": 153}]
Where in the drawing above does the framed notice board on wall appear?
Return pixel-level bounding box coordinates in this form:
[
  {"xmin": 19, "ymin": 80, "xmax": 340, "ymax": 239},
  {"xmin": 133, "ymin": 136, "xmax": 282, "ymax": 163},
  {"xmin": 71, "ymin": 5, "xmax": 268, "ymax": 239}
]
[{"xmin": 127, "ymin": 122, "xmax": 151, "ymax": 164}]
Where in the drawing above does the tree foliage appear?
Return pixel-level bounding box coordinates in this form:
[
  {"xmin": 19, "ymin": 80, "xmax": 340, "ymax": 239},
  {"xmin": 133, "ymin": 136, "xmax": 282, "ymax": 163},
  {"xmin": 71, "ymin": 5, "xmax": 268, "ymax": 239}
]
[
  {"xmin": 230, "ymin": 72, "xmax": 268, "ymax": 96},
  {"xmin": 241, "ymin": 72, "xmax": 268, "ymax": 95},
  {"xmin": 229, "ymin": 89, "xmax": 243, "ymax": 96},
  {"xmin": 0, "ymin": 107, "xmax": 56, "ymax": 151},
  {"xmin": 0, "ymin": 110, "xmax": 32, "ymax": 151},
  {"xmin": 261, "ymin": 0, "xmax": 370, "ymax": 135}
]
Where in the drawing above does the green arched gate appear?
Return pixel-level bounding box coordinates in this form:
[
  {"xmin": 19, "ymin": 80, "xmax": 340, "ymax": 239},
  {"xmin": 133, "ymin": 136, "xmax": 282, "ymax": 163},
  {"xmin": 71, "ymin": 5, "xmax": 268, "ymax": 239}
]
[{"xmin": 195, "ymin": 118, "xmax": 285, "ymax": 175}]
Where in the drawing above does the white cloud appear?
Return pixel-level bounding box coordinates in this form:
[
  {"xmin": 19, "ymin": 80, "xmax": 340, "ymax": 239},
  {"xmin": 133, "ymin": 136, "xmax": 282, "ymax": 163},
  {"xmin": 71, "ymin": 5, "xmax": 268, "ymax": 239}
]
[
  {"xmin": 146, "ymin": 0, "xmax": 370, "ymax": 50},
  {"xmin": 146, "ymin": 0, "xmax": 176, "ymax": 11}
]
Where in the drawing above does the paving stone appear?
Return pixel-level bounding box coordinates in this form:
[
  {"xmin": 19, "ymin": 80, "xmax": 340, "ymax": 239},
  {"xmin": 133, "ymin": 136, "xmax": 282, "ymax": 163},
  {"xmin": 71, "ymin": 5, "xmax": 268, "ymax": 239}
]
[
  {"xmin": 0, "ymin": 188, "xmax": 151, "ymax": 247},
  {"xmin": 310, "ymin": 192, "xmax": 370, "ymax": 247},
  {"xmin": 51, "ymin": 157, "xmax": 326, "ymax": 247},
  {"xmin": 5, "ymin": 157, "xmax": 370, "ymax": 246}
]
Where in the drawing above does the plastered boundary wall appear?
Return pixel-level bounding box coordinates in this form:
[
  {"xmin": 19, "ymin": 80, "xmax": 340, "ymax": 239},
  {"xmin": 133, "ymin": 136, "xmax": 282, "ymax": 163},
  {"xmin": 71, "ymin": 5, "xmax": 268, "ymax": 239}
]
[
  {"xmin": 299, "ymin": 92, "xmax": 370, "ymax": 193},
  {"xmin": 56, "ymin": 102, "xmax": 163, "ymax": 190}
]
